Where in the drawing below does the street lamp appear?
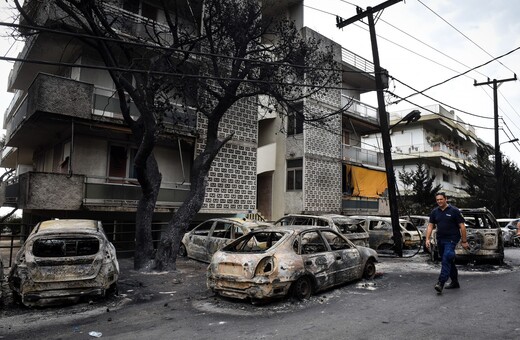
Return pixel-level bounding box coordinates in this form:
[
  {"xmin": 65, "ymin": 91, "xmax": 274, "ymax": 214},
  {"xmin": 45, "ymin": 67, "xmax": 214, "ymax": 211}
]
[
  {"xmin": 496, "ymin": 138, "xmax": 519, "ymax": 217},
  {"xmin": 500, "ymin": 138, "xmax": 519, "ymax": 146},
  {"xmin": 389, "ymin": 110, "xmax": 421, "ymax": 131}
]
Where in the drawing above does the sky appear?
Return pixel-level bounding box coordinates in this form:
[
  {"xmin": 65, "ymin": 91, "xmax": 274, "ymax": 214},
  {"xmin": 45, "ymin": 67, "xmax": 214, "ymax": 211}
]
[
  {"xmin": 0, "ymin": 1, "xmax": 519, "ymax": 161},
  {"xmin": 301, "ymin": 0, "xmax": 520, "ymax": 162}
]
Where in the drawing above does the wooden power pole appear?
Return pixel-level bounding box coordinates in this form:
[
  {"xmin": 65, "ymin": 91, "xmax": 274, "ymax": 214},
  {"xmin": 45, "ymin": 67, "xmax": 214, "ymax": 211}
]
[
  {"xmin": 474, "ymin": 75, "xmax": 516, "ymax": 218},
  {"xmin": 337, "ymin": 0, "xmax": 403, "ymax": 256}
]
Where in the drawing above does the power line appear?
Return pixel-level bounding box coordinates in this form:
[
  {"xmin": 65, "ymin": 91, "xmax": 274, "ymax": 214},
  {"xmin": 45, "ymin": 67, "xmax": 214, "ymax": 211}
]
[
  {"xmin": 416, "ymin": 0, "xmax": 518, "ymax": 75},
  {"xmin": 0, "ymin": 21, "xmax": 377, "ymax": 76},
  {"xmin": 389, "ymin": 75, "xmax": 493, "ymax": 120},
  {"xmin": 390, "ymin": 45, "xmax": 520, "ymax": 105},
  {"xmin": 385, "ymin": 90, "xmax": 496, "ymax": 131}
]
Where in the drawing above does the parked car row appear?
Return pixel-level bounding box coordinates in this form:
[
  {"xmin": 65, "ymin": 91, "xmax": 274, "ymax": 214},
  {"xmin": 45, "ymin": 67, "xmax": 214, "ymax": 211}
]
[
  {"xmin": 3, "ymin": 219, "xmax": 120, "ymax": 308},
  {"xmin": 180, "ymin": 214, "xmax": 424, "ymax": 266}
]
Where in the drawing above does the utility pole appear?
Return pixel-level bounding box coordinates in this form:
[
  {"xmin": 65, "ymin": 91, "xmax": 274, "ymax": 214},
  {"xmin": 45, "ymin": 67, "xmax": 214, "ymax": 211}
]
[
  {"xmin": 474, "ymin": 75, "xmax": 516, "ymax": 218},
  {"xmin": 337, "ymin": 0, "xmax": 403, "ymax": 256}
]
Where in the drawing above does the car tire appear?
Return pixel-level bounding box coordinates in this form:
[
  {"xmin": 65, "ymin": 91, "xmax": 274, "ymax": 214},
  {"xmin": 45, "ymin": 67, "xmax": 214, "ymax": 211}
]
[
  {"xmin": 106, "ymin": 282, "xmax": 118, "ymax": 297},
  {"xmin": 179, "ymin": 243, "xmax": 187, "ymax": 257},
  {"xmin": 378, "ymin": 243, "xmax": 393, "ymax": 251},
  {"xmin": 363, "ymin": 259, "xmax": 376, "ymax": 279},
  {"xmin": 292, "ymin": 276, "xmax": 312, "ymax": 300},
  {"xmin": 430, "ymin": 248, "xmax": 439, "ymax": 262}
]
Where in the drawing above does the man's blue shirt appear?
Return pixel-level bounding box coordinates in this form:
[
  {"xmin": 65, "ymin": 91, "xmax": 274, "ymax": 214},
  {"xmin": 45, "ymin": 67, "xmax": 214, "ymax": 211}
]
[{"xmin": 429, "ymin": 204, "xmax": 465, "ymax": 242}]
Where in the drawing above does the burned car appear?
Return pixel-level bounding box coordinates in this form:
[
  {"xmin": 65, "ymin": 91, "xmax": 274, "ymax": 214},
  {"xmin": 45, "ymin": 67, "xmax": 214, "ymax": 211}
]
[
  {"xmin": 0, "ymin": 254, "xmax": 3, "ymax": 301},
  {"xmin": 497, "ymin": 218, "xmax": 519, "ymax": 246},
  {"xmin": 430, "ymin": 208, "xmax": 504, "ymax": 263},
  {"xmin": 350, "ymin": 216, "xmax": 422, "ymax": 250},
  {"xmin": 274, "ymin": 214, "xmax": 369, "ymax": 247},
  {"xmin": 8, "ymin": 219, "xmax": 119, "ymax": 307},
  {"xmin": 180, "ymin": 218, "xmax": 272, "ymax": 263},
  {"xmin": 207, "ymin": 225, "xmax": 378, "ymax": 302}
]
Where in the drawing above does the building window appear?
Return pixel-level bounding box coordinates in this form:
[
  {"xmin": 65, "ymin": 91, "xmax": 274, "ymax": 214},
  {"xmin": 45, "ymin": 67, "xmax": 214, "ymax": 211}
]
[
  {"xmin": 442, "ymin": 173, "xmax": 450, "ymax": 183},
  {"xmin": 287, "ymin": 102, "xmax": 304, "ymax": 135},
  {"xmin": 287, "ymin": 159, "xmax": 303, "ymax": 191},
  {"xmin": 108, "ymin": 145, "xmax": 138, "ymax": 182}
]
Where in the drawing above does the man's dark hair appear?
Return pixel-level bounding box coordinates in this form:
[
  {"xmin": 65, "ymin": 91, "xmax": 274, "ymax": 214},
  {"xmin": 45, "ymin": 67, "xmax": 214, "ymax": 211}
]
[{"xmin": 435, "ymin": 192, "xmax": 446, "ymax": 198}]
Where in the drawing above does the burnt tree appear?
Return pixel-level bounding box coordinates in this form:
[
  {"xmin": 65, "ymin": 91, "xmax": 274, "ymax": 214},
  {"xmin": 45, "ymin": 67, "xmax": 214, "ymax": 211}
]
[{"xmin": 12, "ymin": 0, "xmax": 347, "ymax": 271}]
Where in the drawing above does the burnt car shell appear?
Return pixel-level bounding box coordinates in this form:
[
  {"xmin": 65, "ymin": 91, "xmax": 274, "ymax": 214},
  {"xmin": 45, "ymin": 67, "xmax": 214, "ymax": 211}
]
[
  {"xmin": 0, "ymin": 254, "xmax": 3, "ymax": 301},
  {"xmin": 430, "ymin": 208, "xmax": 504, "ymax": 263},
  {"xmin": 181, "ymin": 218, "xmax": 273, "ymax": 263},
  {"xmin": 274, "ymin": 214, "xmax": 370, "ymax": 247},
  {"xmin": 8, "ymin": 219, "xmax": 119, "ymax": 307},
  {"xmin": 207, "ymin": 225, "xmax": 378, "ymax": 302}
]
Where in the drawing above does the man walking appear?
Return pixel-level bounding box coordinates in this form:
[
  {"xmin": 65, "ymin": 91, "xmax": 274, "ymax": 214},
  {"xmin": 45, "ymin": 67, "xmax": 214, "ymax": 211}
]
[{"xmin": 425, "ymin": 192, "xmax": 469, "ymax": 293}]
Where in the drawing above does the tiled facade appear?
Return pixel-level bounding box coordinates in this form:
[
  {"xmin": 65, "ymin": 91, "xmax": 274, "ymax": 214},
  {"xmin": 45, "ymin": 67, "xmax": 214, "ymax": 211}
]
[
  {"xmin": 303, "ymin": 106, "xmax": 343, "ymax": 213},
  {"xmin": 196, "ymin": 101, "xmax": 258, "ymax": 213}
]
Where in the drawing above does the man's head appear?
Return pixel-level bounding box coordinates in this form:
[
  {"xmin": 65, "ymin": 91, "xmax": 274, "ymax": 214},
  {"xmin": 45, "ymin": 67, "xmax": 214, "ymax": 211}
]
[{"xmin": 435, "ymin": 192, "xmax": 448, "ymax": 209}]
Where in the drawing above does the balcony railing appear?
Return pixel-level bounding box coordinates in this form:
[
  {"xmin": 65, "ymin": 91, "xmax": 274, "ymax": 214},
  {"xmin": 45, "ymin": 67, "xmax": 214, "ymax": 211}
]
[
  {"xmin": 341, "ymin": 94, "xmax": 379, "ymax": 124},
  {"xmin": 83, "ymin": 176, "xmax": 190, "ymax": 208},
  {"xmin": 392, "ymin": 143, "xmax": 472, "ymax": 161},
  {"xmin": 342, "ymin": 144, "xmax": 383, "ymax": 167},
  {"xmin": 341, "ymin": 47, "xmax": 374, "ymax": 74},
  {"xmin": 3, "ymin": 172, "xmax": 191, "ymax": 210}
]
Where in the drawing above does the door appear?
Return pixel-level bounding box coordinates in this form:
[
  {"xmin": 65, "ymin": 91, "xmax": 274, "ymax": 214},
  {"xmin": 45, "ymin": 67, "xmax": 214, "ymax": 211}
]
[
  {"xmin": 186, "ymin": 220, "xmax": 215, "ymax": 261},
  {"xmin": 300, "ymin": 231, "xmax": 336, "ymax": 289},
  {"xmin": 320, "ymin": 230, "xmax": 362, "ymax": 283}
]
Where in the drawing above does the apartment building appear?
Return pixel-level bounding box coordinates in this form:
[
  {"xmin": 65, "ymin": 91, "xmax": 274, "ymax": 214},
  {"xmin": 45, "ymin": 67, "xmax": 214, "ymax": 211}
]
[
  {"xmin": 1, "ymin": 0, "xmax": 258, "ymax": 229},
  {"xmin": 1, "ymin": 0, "xmax": 386, "ymax": 232},
  {"xmin": 257, "ymin": 28, "xmax": 388, "ymax": 220},
  {"xmin": 363, "ymin": 104, "xmax": 480, "ymax": 200}
]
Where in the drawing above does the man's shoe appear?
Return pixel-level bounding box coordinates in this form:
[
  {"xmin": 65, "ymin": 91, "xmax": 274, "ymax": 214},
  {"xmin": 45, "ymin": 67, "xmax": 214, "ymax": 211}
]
[
  {"xmin": 434, "ymin": 282, "xmax": 444, "ymax": 293},
  {"xmin": 445, "ymin": 281, "xmax": 460, "ymax": 289}
]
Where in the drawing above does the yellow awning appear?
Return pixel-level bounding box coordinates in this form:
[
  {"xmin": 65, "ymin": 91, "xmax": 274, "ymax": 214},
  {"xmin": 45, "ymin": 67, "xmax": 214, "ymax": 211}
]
[{"xmin": 346, "ymin": 164, "xmax": 388, "ymax": 198}]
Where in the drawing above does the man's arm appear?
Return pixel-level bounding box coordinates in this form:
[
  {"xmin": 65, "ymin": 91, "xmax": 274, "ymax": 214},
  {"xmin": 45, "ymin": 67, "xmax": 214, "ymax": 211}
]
[
  {"xmin": 425, "ymin": 222, "xmax": 434, "ymax": 249},
  {"xmin": 459, "ymin": 222, "xmax": 469, "ymax": 249}
]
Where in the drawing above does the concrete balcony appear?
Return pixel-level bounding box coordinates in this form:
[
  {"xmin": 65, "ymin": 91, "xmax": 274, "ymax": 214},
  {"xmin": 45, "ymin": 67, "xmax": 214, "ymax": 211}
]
[
  {"xmin": 4, "ymin": 73, "xmax": 94, "ymax": 147},
  {"xmin": 3, "ymin": 73, "xmax": 196, "ymax": 148},
  {"xmin": 391, "ymin": 143, "xmax": 473, "ymax": 163},
  {"xmin": 342, "ymin": 144, "xmax": 384, "ymax": 167},
  {"xmin": 3, "ymin": 172, "xmax": 191, "ymax": 211},
  {"xmin": 257, "ymin": 143, "xmax": 277, "ymax": 174},
  {"xmin": 341, "ymin": 95, "xmax": 379, "ymax": 126},
  {"xmin": 340, "ymin": 47, "xmax": 386, "ymax": 91}
]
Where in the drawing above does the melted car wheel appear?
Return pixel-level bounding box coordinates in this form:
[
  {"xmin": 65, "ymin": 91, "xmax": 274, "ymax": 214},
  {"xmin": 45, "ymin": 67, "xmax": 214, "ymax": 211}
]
[
  {"xmin": 179, "ymin": 244, "xmax": 187, "ymax": 257},
  {"xmin": 363, "ymin": 259, "xmax": 376, "ymax": 279},
  {"xmin": 292, "ymin": 276, "xmax": 312, "ymax": 300}
]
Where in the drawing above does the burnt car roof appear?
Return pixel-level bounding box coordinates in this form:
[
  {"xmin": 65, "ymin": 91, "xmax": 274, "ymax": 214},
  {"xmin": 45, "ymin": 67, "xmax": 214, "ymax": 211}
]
[{"xmin": 35, "ymin": 219, "xmax": 101, "ymax": 234}]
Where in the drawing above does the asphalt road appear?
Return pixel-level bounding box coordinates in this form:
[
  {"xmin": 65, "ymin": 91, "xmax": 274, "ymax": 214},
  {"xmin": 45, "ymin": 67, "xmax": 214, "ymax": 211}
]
[{"xmin": 2, "ymin": 248, "xmax": 520, "ymax": 340}]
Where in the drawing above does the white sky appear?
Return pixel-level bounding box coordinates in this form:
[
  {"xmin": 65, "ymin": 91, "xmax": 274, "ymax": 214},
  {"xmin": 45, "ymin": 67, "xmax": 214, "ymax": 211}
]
[
  {"xmin": 302, "ymin": 0, "xmax": 520, "ymax": 163},
  {"xmin": 0, "ymin": 1, "xmax": 519, "ymax": 162}
]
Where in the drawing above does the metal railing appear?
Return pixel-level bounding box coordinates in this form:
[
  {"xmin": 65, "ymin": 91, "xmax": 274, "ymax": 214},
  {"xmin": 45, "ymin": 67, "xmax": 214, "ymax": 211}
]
[
  {"xmin": 341, "ymin": 94, "xmax": 379, "ymax": 123},
  {"xmin": 341, "ymin": 47, "xmax": 375, "ymax": 74},
  {"xmin": 342, "ymin": 144, "xmax": 382, "ymax": 167}
]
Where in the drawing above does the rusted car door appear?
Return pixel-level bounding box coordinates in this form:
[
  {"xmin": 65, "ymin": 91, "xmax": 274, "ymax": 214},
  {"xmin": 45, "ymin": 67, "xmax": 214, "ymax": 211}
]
[
  {"xmin": 206, "ymin": 221, "xmax": 242, "ymax": 262},
  {"xmin": 186, "ymin": 220, "xmax": 215, "ymax": 261},
  {"xmin": 368, "ymin": 220, "xmax": 394, "ymax": 250},
  {"xmin": 320, "ymin": 230, "xmax": 362, "ymax": 283},
  {"xmin": 299, "ymin": 231, "xmax": 338, "ymax": 289}
]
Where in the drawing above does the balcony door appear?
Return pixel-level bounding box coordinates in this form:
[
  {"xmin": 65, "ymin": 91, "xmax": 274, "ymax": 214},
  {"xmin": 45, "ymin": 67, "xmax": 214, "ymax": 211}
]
[{"xmin": 108, "ymin": 145, "xmax": 137, "ymax": 183}]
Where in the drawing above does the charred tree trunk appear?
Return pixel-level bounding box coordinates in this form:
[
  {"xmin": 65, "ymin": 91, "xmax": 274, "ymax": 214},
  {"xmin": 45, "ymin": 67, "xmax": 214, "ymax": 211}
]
[
  {"xmin": 154, "ymin": 118, "xmax": 231, "ymax": 271},
  {"xmin": 133, "ymin": 152, "xmax": 161, "ymax": 270}
]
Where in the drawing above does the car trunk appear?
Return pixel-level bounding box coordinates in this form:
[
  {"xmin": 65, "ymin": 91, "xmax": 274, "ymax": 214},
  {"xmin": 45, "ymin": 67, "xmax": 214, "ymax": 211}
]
[{"xmin": 28, "ymin": 236, "xmax": 103, "ymax": 282}]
